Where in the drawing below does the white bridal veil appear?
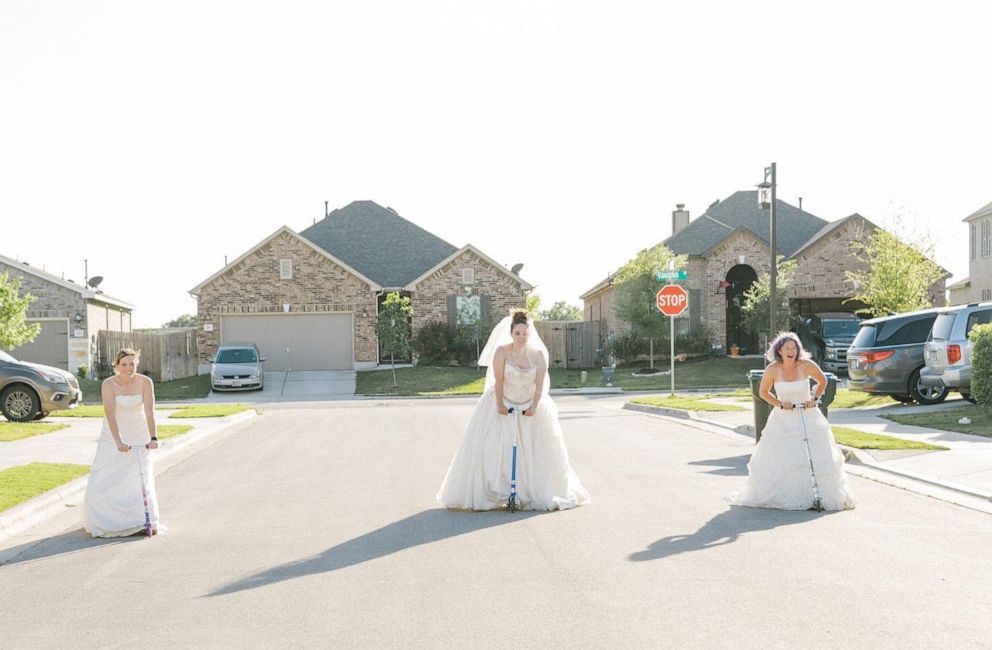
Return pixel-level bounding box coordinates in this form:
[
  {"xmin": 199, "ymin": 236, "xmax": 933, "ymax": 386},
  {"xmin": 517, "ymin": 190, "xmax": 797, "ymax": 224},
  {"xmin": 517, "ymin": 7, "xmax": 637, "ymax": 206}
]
[{"xmin": 477, "ymin": 315, "xmax": 551, "ymax": 398}]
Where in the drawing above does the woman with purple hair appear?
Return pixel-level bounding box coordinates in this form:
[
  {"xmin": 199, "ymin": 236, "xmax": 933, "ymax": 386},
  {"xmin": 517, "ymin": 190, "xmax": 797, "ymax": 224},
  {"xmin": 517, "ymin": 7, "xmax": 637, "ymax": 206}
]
[{"xmin": 729, "ymin": 332, "xmax": 856, "ymax": 510}]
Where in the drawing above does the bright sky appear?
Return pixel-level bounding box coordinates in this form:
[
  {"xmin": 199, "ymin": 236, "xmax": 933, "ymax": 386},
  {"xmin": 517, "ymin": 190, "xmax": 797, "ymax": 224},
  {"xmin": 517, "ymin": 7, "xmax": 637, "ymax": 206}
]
[{"xmin": 2, "ymin": 1, "xmax": 990, "ymax": 327}]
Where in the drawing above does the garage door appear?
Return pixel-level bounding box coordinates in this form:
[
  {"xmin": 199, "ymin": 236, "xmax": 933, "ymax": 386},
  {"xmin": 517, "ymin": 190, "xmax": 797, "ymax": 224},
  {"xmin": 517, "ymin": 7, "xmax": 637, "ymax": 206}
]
[
  {"xmin": 220, "ymin": 313, "xmax": 354, "ymax": 371},
  {"xmin": 11, "ymin": 319, "xmax": 69, "ymax": 370}
]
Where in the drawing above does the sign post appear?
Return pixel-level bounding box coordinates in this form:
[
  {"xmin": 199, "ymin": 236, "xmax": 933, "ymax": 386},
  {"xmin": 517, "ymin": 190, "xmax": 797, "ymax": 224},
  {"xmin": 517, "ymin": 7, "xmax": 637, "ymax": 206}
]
[{"xmin": 656, "ymin": 284, "xmax": 689, "ymax": 396}]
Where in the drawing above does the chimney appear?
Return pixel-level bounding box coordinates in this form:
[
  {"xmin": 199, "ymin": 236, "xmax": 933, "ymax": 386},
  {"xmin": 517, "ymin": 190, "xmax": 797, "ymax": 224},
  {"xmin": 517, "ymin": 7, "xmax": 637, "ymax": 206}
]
[
  {"xmin": 324, "ymin": 201, "xmax": 329, "ymax": 219},
  {"xmin": 672, "ymin": 203, "xmax": 690, "ymax": 234}
]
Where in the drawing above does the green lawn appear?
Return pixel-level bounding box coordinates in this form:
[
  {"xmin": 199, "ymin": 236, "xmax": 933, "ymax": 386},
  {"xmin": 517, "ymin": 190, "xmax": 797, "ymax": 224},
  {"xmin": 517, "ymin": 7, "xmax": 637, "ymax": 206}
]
[
  {"xmin": 80, "ymin": 373, "xmax": 212, "ymax": 402},
  {"xmin": 831, "ymin": 426, "xmax": 948, "ymax": 451},
  {"xmin": 628, "ymin": 395, "xmax": 746, "ymax": 412},
  {"xmin": 880, "ymin": 406, "xmax": 992, "ymax": 438},
  {"xmin": 54, "ymin": 403, "xmax": 252, "ymax": 419},
  {"xmin": 167, "ymin": 404, "xmax": 252, "ymax": 418},
  {"xmin": 0, "ymin": 422, "xmax": 69, "ymax": 442},
  {"xmin": 357, "ymin": 357, "xmax": 767, "ymax": 396},
  {"xmin": 157, "ymin": 424, "xmax": 194, "ymax": 439},
  {"xmin": 829, "ymin": 389, "xmax": 897, "ymax": 409},
  {"xmin": 0, "ymin": 463, "xmax": 90, "ymax": 512}
]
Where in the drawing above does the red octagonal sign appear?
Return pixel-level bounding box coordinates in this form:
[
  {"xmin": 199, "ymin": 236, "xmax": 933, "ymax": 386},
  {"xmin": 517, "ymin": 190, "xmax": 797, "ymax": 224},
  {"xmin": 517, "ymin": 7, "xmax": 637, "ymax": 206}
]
[{"xmin": 656, "ymin": 284, "xmax": 688, "ymax": 317}]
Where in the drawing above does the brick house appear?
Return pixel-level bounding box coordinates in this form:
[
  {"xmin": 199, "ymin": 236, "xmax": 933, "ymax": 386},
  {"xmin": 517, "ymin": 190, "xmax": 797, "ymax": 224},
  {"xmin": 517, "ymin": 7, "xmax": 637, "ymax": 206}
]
[
  {"xmin": 581, "ymin": 191, "xmax": 947, "ymax": 354},
  {"xmin": 190, "ymin": 201, "xmax": 532, "ymax": 371},
  {"xmin": 948, "ymin": 200, "xmax": 992, "ymax": 304},
  {"xmin": 1, "ymin": 252, "xmax": 133, "ymax": 373}
]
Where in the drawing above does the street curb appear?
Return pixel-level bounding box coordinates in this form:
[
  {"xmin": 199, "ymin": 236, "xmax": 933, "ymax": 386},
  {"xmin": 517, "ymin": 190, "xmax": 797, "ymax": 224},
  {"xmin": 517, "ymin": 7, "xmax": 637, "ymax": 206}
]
[
  {"xmin": 622, "ymin": 401, "xmax": 992, "ymax": 511},
  {"xmin": 0, "ymin": 410, "xmax": 258, "ymax": 542}
]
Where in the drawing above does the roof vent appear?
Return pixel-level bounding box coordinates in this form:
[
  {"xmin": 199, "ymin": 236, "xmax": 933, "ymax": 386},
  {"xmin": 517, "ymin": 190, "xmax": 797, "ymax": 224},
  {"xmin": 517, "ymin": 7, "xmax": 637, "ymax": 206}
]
[
  {"xmin": 708, "ymin": 199, "xmax": 720, "ymax": 209},
  {"xmin": 386, "ymin": 206, "xmax": 398, "ymax": 214}
]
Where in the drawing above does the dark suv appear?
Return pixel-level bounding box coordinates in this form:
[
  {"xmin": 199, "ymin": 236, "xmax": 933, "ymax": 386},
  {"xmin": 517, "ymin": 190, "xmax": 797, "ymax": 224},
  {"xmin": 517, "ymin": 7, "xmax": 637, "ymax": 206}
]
[{"xmin": 846, "ymin": 308, "xmax": 948, "ymax": 405}]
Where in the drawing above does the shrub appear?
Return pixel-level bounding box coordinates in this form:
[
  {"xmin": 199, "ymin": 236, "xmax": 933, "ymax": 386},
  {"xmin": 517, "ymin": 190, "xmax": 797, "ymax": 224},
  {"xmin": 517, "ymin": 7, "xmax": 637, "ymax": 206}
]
[
  {"xmin": 675, "ymin": 327, "xmax": 715, "ymax": 357},
  {"xmin": 610, "ymin": 331, "xmax": 646, "ymax": 365},
  {"xmin": 414, "ymin": 321, "xmax": 454, "ymax": 365},
  {"xmin": 970, "ymin": 323, "xmax": 992, "ymax": 406},
  {"xmin": 77, "ymin": 364, "xmax": 89, "ymax": 379}
]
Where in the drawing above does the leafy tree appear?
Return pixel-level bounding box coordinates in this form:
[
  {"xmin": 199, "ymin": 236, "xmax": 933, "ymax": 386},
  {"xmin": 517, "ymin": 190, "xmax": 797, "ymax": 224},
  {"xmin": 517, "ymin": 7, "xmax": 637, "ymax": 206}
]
[
  {"xmin": 846, "ymin": 223, "xmax": 945, "ymax": 317},
  {"xmin": 163, "ymin": 314, "xmax": 198, "ymax": 328},
  {"xmin": 0, "ymin": 272, "xmax": 40, "ymax": 350},
  {"xmin": 375, "ymin": 292, "xmax": 413, "ymax": 386},
  {"xmin": 612, "ymin": 245, "xmax": 688, "ymax": 345},
  {"xmin": 540, "ymin": 301, "xmax": 582, "ymax": 322},
  {"xmin": 525, "ymin": 293, "xmax": 541, "ymax": 320},
  {"xmin": 740, "ymin": 257, "xmax": 797, "ymax": 339}
]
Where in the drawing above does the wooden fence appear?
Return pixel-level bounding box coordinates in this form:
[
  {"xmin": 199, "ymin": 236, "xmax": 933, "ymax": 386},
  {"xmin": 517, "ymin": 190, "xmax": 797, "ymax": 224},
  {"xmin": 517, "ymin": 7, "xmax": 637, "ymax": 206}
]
[
  {"xmin": 96, "ymin": 328, "xmax": 199, "ymax": 382},
  {"xmin": 534, "ymin": 320, "xmax": 602, "ymax": 369}
]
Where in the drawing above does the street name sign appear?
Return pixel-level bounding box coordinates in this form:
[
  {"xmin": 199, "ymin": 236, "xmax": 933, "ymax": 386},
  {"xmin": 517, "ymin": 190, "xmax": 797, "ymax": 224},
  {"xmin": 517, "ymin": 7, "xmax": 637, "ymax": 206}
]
[{"xmin": 655, "ymin": 270, "xmax": 687, "ymax": 282}]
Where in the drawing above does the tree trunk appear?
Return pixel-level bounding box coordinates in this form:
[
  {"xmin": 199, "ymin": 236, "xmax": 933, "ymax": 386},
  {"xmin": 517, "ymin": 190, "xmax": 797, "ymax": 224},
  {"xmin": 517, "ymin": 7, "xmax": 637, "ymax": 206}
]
[{"xmin": 391, "ymin": 352, "xmax": 397, "ymax": 387}]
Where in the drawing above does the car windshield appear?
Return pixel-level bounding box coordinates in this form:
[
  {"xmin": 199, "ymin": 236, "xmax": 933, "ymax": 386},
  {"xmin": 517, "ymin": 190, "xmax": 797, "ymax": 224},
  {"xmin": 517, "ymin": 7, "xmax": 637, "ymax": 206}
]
[
  {"xmin": 216, "ymin": 348, "xmax": 258, "ymax": 364},
  {"xmin": 929, "ymin": 313, "xmax": 956, "ymax": 341},
  {"xmin": 822, "ymin": 320, "xmax": 860, "ymax": 337},
  {"xmin": 0, "ymin": 350, "xmax": 16, "ymax": 363}
]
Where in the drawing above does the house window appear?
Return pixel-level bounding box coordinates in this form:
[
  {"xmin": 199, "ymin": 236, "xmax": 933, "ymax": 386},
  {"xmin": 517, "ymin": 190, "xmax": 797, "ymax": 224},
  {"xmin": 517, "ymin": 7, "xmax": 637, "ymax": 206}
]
[
  {"xmin": 461, "ymin": 268, "xmax": 475, "ymax": 285},
  {"xmin": 971, "ymin": 223, "xmax": 977, "ymax": 260},
  {"xmin": 456, "ymin": 295, "xmax": 481, "ymax": 325},
  {"xmin": 983, "ymin": 220, "xmax": 991, "ymax": 258},
  {"xmin": 280, "ymin": 259, "xmax": 293, "ymax": 279},
  {"xmin": 983, "ymin": 288, "xmax": 992, "ymax": 301}
]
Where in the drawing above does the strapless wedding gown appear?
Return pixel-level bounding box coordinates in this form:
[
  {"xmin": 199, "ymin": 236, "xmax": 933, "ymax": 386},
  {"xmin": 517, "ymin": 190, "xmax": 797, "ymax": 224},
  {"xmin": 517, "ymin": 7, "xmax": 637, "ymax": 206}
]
[
  {"xmin": 729, "ymin": 379, "xmax": 856, "ymax": 511},
  {"xmin": 437, "ymin": 363, "xmax": 590, "ymax": 511},
  {"xmin": 83, "ymin": 394, "xmax": 163, "ymax": 537}
]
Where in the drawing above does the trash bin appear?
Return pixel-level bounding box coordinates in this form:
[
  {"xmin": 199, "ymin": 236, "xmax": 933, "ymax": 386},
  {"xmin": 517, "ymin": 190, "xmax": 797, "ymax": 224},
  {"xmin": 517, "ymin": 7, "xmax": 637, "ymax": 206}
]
[
  {"xmin": 600, "ymin": 366, "xmax": 615, "ymax": 386},
  {"xmin": 748, "ymin": 370, "xmax": 838, "ymax": 442}
]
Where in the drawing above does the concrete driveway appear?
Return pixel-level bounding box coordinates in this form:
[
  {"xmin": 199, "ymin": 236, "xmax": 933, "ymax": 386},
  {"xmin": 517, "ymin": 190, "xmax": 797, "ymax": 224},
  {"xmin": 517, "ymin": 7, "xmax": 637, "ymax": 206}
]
[{"xmin": 206, "ymin": 370, "xmax": 356, "ymax": 402}]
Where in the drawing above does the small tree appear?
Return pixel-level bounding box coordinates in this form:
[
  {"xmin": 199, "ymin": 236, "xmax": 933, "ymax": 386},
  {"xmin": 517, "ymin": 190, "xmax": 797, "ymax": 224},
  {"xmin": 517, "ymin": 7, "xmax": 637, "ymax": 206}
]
[
  {"xmin": 375, "ymin": 292, "xmax": 413, "ymax": 386},
  {"xmin": 526, "ymin": 293, "xmax": 541, "ymax": 320},
  {"xmin": 540, "ymin": 301, "xmax": 582, "ymax": 321},
  {"xmin": 970, "ymin": 323, "xmax": 992, "ymax": 407},
  {"xmin": 163, "ymin": 314, "xmax": 197, "ymax": 328},
  {"xmin": 846, "ymin": 222, "xmax": 945, "ymax": 317},
  {"xmin": 0, "ymin": 272, "xmax": 41, "ymax": 350},
  {"xmin": 612, "ymin": 245, "xmax": 688, "ymax": 346},
  {"xmin": 740, "ymin": 257, "xmax": 797, "ymax": 340}
]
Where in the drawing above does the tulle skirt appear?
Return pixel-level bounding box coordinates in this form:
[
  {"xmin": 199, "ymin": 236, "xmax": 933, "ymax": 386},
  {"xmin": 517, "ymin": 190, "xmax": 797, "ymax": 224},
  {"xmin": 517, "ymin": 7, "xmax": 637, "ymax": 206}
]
[
  {"xmin": 437, "ymin": 389, "xmax": 590, "ymax": 511},
  {"xmin": 729, "ymin": 407, "xmax": 857, "ymax": 511}
]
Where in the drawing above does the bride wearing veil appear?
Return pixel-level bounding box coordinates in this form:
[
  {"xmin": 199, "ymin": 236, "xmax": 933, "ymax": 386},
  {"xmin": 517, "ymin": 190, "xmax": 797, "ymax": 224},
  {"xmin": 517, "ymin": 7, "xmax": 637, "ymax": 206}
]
[{"xmin": 437, "ymin": 309, "xmax": 590, "ymax": 511}]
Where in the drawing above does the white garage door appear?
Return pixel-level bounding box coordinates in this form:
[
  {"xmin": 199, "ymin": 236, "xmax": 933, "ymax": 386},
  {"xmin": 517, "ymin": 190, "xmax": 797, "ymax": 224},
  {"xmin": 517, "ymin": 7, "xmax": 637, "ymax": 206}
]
[
  {"xmin": 220, "ymin": 313, "xmax": 354, "ymax": 371},
  {"xmin": 11, "ymin": 319, "xmax": 69, "ymax": 370}
]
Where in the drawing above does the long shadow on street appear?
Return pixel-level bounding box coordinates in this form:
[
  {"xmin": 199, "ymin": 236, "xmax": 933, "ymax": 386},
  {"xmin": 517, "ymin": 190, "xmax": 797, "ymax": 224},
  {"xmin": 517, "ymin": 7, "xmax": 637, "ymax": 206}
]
[
  {"xmin": 0, "ymin": 528, "xmax": 142, "ymax": 566},
  {"xmin": 207, "ymin": 508, "xmax": 541, "ymax": 597},
  {"xmin": 629, "ymin": 506, "xmax": 833, "ymax": 562}
]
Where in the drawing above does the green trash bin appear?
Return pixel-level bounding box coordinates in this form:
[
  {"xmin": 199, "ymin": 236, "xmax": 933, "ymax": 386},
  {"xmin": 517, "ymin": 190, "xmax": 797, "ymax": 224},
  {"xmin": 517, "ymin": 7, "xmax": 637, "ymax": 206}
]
[{"xmin": 748, "ymin": 370, "xmax": 838, "ymax": 442}]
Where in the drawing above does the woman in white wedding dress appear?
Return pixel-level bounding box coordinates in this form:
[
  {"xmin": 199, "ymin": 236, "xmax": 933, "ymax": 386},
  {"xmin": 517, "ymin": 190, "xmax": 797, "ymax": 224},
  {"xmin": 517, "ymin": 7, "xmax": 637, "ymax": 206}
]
[
  {"xmin": 730, "ymin": 332, "xmax": 856, "ymax": 511},
  {"xmin": 83, "ymin": 348, "xmax": 164, "ymax": 537},
  {"xmin": 437, "ymin": 310, "xmax": 590, "ymax": 511}
]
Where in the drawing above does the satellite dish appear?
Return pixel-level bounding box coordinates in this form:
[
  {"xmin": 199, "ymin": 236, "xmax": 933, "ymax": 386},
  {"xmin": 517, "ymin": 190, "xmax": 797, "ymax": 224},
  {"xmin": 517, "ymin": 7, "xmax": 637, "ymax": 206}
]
[
  {"xmin": 88, "ymin": 276, "xmax": 103, "ymax": 288},
  {"xmin": 510, "ymin": 263, "xmax": 524, "ymax": 275}
]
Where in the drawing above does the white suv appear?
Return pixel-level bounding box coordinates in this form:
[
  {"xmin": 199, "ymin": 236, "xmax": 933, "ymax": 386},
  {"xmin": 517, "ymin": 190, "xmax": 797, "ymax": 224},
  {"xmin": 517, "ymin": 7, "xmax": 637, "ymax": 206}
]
[{"xmin": 921, "ymin": 301, "xmax": 992, "ymax": 402}]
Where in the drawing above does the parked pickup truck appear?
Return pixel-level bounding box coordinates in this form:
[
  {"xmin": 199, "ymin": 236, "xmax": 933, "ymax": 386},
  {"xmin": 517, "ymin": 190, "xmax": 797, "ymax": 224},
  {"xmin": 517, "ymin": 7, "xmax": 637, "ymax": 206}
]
[{"xmin": 798, "ymin": 313, "xmax": 862, "ymax": 373}]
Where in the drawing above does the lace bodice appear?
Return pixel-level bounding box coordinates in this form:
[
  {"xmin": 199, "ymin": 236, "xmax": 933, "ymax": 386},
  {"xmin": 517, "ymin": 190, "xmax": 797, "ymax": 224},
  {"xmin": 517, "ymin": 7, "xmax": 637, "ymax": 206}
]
[
  {"xmin": 114, "ymin": 393, "xmax": 144, "ymax": 412},
  {"xmin": 774, "ymin": 379, "xmax": 812, "ymax": 403},
  {"xmin": 503, "ymin": 363, "xmax": 537, "ymax": 405}
]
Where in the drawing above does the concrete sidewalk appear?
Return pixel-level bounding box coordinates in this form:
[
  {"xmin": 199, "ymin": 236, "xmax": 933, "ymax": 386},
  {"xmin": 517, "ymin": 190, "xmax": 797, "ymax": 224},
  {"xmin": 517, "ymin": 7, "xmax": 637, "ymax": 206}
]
[
  {"xmin": 625, "ymin": 395, "xmax": 992, "ymax": 514},
  {"xmin": 0, "ymin": 408, "xmax": 257, "ymax": 541}
]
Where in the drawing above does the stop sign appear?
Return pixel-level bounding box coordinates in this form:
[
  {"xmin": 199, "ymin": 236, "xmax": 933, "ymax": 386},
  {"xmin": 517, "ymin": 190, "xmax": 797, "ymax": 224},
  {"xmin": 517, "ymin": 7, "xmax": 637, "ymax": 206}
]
[{"xmin": 656, "ymin": 285, "xmax": 688, "ymax": 317}]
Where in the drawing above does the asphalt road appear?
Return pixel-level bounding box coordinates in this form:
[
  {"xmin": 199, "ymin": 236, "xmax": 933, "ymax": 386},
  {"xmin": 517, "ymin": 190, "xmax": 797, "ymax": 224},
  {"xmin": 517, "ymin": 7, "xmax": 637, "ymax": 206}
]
[{"xmin": 2, "ymin": 395, "xmax": 991, "ymax": 649}]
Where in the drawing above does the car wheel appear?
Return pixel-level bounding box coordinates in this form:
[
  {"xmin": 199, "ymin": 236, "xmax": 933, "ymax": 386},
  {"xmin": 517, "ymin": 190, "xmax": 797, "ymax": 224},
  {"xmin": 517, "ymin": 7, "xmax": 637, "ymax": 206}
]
[
  {"xmin": 33, "ymin": 411, "xmax": 50, "ymax": 421},
  {"xmin": 1, "ymin": 385, "xmax": 41, "ymax": 422},
  {"xmin": 909, "ymin": 368, "xmax": 948, "ymax": 405},
  {"xmin": 887, "ymin": 394, "xmax": 914, "ymax": 404}
]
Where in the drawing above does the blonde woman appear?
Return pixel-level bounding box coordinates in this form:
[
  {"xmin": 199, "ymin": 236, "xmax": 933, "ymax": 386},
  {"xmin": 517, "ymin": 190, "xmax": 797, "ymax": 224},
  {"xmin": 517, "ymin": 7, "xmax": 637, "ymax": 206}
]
[{"xmin": 83, "ymin": 349, "xmax": 163, "ymax": 537}]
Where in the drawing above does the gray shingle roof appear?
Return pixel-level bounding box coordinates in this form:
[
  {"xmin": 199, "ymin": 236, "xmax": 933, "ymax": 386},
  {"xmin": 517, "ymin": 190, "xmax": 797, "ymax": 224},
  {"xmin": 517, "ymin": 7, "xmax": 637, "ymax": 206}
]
[
  {"xmin": 300, "ymin": 201, "xmax": 458, "ymax": 287},
  {"xmin": 663, "ymin": 191, "xmax": 828, "ymax": 257}
]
